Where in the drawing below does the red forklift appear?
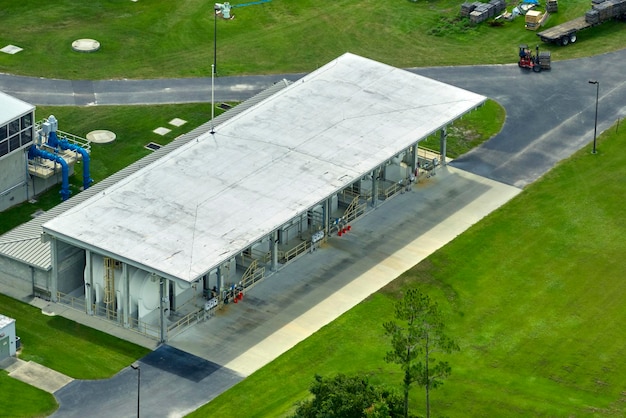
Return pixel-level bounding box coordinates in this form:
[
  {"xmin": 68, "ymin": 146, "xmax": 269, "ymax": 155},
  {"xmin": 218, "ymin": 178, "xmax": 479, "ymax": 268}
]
[{"xmin": 518, "ymin": 44, "xmax": 541, "ymax": 72}]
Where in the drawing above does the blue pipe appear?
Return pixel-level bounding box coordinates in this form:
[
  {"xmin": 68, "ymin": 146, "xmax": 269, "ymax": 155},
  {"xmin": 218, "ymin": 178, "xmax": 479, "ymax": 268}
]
[
  {"xmin": 233, "ymin": 0, "xmax": 271, "ymax": 8},
  {"xmin": 47, "ymin": 130, "xmax": 93, "ymax": 190},
  {"xmin": 28, "ymin": 146, "xmax": 71, "ymax": 200}
]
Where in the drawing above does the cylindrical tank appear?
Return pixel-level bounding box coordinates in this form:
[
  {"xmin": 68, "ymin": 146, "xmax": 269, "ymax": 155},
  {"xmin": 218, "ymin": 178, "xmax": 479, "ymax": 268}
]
[{"xmin": 128, "ymin": 266, "xmax": 160, "ymax": 320}]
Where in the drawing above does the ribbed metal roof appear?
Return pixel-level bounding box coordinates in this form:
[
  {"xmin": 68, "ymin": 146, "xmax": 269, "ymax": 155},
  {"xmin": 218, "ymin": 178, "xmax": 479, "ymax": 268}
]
[{"xmin": 0, "ymin": 80, "xmax": 292, "ymax": 270}]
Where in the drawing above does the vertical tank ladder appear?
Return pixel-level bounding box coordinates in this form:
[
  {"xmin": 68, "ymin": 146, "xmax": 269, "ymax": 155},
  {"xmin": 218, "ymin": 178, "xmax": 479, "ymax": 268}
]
[{"xmin": 103, "ymin": 257, "xmax": 116, "ymax": 319}]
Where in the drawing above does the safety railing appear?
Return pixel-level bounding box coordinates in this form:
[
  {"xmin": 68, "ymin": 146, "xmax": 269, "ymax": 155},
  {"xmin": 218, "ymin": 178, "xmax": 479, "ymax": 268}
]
[
  {"xmin": 56, "ymin": 291, "xmax": 86, "ymax": 312},
  {"xmin": 35, "ymin": 120, "xmax": 91, "ymax": 152},
  {"xmin": 279, "ymin": 240, "xmax": 310, "ymax": 263}
]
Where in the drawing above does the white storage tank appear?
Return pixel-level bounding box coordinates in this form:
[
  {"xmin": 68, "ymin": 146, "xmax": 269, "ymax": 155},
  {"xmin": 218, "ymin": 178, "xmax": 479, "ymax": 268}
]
[{"xmin": 128, "ymin": 266, "xmax": 160, "ymax": 320}]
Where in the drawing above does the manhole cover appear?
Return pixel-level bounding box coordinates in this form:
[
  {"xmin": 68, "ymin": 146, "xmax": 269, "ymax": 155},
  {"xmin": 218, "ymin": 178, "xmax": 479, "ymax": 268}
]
[
  {"xmin": 72, "ymin": 39, "xmax": 100, "ymax": 53},
  {"xmin": 87, "ymin": 130, "xmax": 116, "ymax": 143}
]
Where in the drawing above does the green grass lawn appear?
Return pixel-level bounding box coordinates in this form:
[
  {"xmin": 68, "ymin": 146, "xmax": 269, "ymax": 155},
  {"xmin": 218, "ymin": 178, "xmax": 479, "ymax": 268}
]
[
  {"xmin": 0, "ymin": 294, "xmax": 150, "ymax": 379},
  {"xmin": 0, "ymin": 0, "xmax": 624, "ymax": 79},
  {"xmin": 0, "ymin": 372, "xmax": 58, "ymax": 417},
  {"xmin": 1, "ymin": 2, "xmax": 624, "ymax": 416},
  {"xmin": 188, "ymin": 124, "xmax": 626, "ymax": 417},
  {"xmin": 0, "ymin": 103, "xmax": 220, "ymax": 235}
]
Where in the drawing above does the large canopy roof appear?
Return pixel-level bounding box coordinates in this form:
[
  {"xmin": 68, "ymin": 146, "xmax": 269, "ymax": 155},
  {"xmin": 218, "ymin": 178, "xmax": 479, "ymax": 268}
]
[{"xmin": 43, "ymin": 53, "xmax": 486, "ymax": 283}]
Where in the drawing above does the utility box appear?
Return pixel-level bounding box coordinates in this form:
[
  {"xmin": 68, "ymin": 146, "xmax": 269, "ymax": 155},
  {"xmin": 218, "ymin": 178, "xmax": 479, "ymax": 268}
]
[{"xmin": 0, "ymin": 314, "xmax": 17, "ymax": 360}]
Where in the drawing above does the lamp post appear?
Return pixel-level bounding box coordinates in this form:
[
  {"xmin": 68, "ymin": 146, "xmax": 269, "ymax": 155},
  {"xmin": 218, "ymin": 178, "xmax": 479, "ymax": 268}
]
[
  {"xmin": 130, "ymin": 363, "xmax": 141, "ymax": 418},
  {"xmin": 589, "ymin": 80, "xmax": 599, "ymax": 154},
  {"xmin": 214, "ymin": 4, "xmax": 220, "ymax": 74},
  {"xmin": 211, "ymin": 4, "xmax": 221, "ymax": 133}
]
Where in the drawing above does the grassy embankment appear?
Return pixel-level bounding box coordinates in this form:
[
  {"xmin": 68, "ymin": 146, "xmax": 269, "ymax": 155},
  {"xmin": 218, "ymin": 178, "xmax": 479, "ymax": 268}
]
[
  {"xmin": 0, "ymin": 0, "xmax": 624, "ymax": 80},
  {"xmin": 187, "ymin": 124, "xmax": 626, "ymax": 416}
]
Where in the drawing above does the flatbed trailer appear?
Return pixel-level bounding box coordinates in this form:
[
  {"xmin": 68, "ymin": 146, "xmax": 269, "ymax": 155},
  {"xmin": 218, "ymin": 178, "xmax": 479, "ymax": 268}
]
[{"xmin": 537, "ymin": 16, "xmax": 592, "ymax": 45}]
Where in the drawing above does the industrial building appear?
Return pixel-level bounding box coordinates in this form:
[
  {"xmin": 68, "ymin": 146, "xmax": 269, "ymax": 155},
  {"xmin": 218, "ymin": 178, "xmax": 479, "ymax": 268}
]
[
  {"xmin": 0, "ymin": 93, "xmax": 92, "ymax": 212},
  {"xmin": 0, "ymin": 53, "xmax": 486, "ymax": 342},
  {"xmin": 0, "ymin": 92, "xmax": 35, "ymax": 212}
]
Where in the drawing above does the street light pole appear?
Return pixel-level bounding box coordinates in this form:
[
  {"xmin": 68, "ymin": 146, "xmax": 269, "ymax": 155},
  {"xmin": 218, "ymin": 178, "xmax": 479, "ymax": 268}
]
[
  {"xmin": 589, "ymin": 80, "xmax": 599, "ymax": 154},
  {"xmin": 131, "ymin": 363, "xmax": 141, "ymax": 418},
  {"xmin": 214, "ymin": 4, "xmax": 220, "ymax": 75}
]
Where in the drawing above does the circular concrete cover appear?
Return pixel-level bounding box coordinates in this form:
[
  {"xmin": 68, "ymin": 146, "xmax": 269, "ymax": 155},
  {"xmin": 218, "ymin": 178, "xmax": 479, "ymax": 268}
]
[
  {"xmin": 72, "ymin": 39, "xmax": 100, "ymax": 53},
  {"xmin": 87, "ymin": 130, "xmax": 116, "ymax": 143}
]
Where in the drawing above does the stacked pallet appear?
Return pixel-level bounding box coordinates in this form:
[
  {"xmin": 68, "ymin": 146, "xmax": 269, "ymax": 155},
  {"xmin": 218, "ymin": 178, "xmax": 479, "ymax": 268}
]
[
  {"xmin": 585, "ymin": 0, "xmax": 626, "ymax": 24},
  {"xmin": 461, "ymin": 2, "xmax": 476, "ymax": 16},
  {"xmin": 585, "ymin": 8, "xmax": 600, "ymax": 23},
  {"xmin": 464, "ymin": 0, "xmax": 505, "ymax": 22},
  {"xmin": 595, "ymin": 1, "xmax": 614, "ymax": 21},
  {"xmin": 470, "ymin": 3, "xmax": 491, "ymax": 23},
  {"xmin": 614, "ymin": 0, "xmax": 626, "ymax": 15},
  {"xmin": 489, "ymin": 0, "xmax": 506, "ymax": 14},
  {"xmin": 525, "ymin": 10, "xmax": 546, "ymax": 30},
  {"xmin": 538, "ymin": 51, "xmax": 551, "ymax": 69},
  {"xmin": 546, "ymin": 0, "xmax": 558, "ymax": 13},
  {"xmin": 592, "ymin": 0, "xmax": 626, "ymax": 21}
]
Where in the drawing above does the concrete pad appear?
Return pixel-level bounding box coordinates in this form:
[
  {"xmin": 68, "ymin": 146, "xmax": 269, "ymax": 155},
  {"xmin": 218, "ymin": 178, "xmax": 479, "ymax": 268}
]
[
  {"xmin": 169, "ymin": 118, "xmax": 187, "ymax": 127},
  {"xmin": 0, "ymin": 45, "xmax": 23, "ymax": 54},
  {"xmin": 170, "ymin": 165, "xmax": 521, "ymax": 376},
  {"xmin": 0, "ymin": 356, "xmax": 26, "ymax": 372},
  {"xmin": 86, "ymin": 130, "xmax": 116, "ymax": 144},
  {"xmin": 8, "ymin": 361, "xmax": 73, "ymax": 393},
  {"xmin": 71, "ymin": 39, "xmax": 100, "ymax": 53},
  {"xmin": 153, "ymin": 127, "xmax": 171, "ymax": 136}
]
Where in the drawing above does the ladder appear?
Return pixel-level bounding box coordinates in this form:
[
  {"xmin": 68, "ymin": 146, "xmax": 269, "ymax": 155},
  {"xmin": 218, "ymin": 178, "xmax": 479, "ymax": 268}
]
[{"xmin": 103, "ymin": 257, "xmax": 116, "ymax": 318}]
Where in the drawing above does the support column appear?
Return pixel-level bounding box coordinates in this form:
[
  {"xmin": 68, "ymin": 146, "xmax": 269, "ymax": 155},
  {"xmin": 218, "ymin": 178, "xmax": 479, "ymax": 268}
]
[
  {"xmin": 216, "ymin": 266, "xmax": 223, "ymax": 299},
  {"xmin": 270, "ymin": 231, "xmax": 279, "ymax": 272},
  {"xmin": 49, "ymin": 237, "xmax": 58, "ymax": 302},
  {"xmin": 122, "ymin": 263, "xmax": 130, "ymax": 328},
  {"xmin": 159, "ymin": 277, "xmax": 167, "ymax": 344},
  {"xmin": 371, "ymin": 167, "xmax": 380, "ymax": 207},
  {"xmin": 85, "ymin": 250, "xmax": 93, "ymax": 315},
  {"xmin": 323, "ymin": 198, "xmax": 330, "ymax": 234},
  {"xmin": 439, "ymin": 127, "xmax": 448, "ymax": 166},
  {"xmin": 411, "ymin": 143, "xmax": 418, "ymax": 173}
]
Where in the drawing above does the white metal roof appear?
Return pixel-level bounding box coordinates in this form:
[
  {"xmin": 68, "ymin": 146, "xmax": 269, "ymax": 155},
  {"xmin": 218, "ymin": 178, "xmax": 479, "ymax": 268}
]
[
  {"xmin": 0, "ymin": 81, "xmax": 291, "ymax": 270},
  {"xmin": 43, "ymin": 53, "xmax": 486, "ymax": 284},
  {"xmin": 0, "ymin": 91, "xmax": 34, "ymax": 125},
  {"xmin": 0, "ymin": 313, "xmax": 15, "ymax": 328}
]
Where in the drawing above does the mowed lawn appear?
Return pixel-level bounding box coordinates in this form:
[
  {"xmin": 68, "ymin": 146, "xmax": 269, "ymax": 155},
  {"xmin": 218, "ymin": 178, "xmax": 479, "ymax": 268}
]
[
  {"xmin": 0, "ymin": 103, "xmax": 217, "ymax": 235},
  {"xmin": 189, "ymin": 126, "xmax": 626, "ymax": 416},
  {"xmin": 0, "ymin": 294, "xmax": 150, "ymax": 379},
  {"xmin": 1, "ymin": 0, "xmax": 625, "ymax": 79}
]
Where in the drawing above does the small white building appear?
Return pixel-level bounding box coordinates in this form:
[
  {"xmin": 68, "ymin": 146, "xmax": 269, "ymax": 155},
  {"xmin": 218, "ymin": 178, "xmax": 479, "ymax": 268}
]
[{"xmin": 0, "ymin": 314, "xmax": 17, "ymax": 360}]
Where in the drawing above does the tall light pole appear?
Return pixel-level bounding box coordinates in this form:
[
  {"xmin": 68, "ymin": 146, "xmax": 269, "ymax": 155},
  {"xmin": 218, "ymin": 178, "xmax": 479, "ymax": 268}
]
[
  {"xmin": 214, "ymin": 4, "xmax": 220, "ymax": 74},
  {"xmin": 211, "ymin": 4, "xmax": 221, "ymax": 134},
  {"xmin": 589, "ymin": 80, "xmax": 599, "ymax": 154},
  {"xmin": 130, "ymin": 363, "xmax": 141, "ymax": 418}
]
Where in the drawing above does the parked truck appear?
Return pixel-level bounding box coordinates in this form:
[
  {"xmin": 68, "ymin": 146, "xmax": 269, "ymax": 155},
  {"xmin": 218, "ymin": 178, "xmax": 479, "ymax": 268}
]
[{"xmin": 537, "ymin": 0, "xmax": 626, "ymax": 45}]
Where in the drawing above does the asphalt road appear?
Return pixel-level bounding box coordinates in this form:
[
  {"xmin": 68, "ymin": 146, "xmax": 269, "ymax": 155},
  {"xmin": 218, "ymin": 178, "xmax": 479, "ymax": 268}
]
[
  {"xmin": 2, "ymin": 49, "xmax": 624, "ymax": 187},
  {"xmin": 2, "ymin": 48, "xmax": 625, "ymax": 417},
  {"xmin": 412, "ymin": 49, "xmax": 626, "ymax": 187},
  {"xmin": 51, "ymin": 345, "xmax": 243, "ymax": 418}
]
